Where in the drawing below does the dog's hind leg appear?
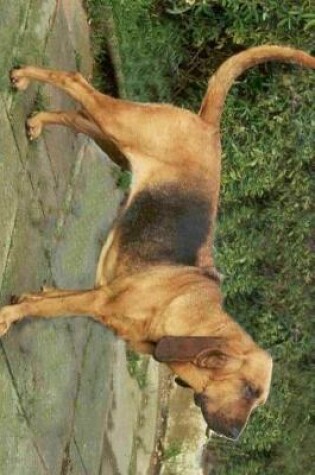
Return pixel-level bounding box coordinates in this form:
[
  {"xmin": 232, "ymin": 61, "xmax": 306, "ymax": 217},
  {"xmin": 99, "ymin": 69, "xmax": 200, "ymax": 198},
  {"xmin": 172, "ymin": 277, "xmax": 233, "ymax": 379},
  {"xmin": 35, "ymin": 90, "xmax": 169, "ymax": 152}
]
[
  {"xmin": 10, "ymin": 66, "xmax": 211, "ymax": 173},
  {"xmin": 26, "ymin": 110, "xmax": 102, "ymax": 142},
  {"xmin": 26, "ymin": 110, "xmax": 128, "ymax": 168},
  {"xmin": 10, "ymin": 67, "xmax": 128, "ymax": 153}
]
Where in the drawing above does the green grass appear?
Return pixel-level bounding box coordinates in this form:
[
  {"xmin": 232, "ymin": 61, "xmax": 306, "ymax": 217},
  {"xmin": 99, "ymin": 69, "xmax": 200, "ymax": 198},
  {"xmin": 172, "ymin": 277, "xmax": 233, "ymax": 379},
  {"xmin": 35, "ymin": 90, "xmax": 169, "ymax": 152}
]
[
  {"xmin": 111, "ymin": 167, "xmax": 132, "ymax": 191},
  {"xmin": 162, "ymin": 440, "xmax": 183, "ymax": 461},
  {"xmin": 85, "ymin": 0, "xmax": 185, "ymax": 101},
  {"xmin": 32, "ymin": 87, "xmax": 47, "ymax": 112},
  {"xmin": 126, "ymin": 349, "xmax": 149, "ymax": 390}
]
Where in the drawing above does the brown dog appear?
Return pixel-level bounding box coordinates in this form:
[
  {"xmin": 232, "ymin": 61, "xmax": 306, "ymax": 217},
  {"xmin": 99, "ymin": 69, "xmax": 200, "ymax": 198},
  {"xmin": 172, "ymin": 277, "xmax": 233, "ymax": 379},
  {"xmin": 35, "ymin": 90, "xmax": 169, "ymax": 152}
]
[{"xmin": 1, "ymin": 46, "xmax": 314, "ymax": 440}]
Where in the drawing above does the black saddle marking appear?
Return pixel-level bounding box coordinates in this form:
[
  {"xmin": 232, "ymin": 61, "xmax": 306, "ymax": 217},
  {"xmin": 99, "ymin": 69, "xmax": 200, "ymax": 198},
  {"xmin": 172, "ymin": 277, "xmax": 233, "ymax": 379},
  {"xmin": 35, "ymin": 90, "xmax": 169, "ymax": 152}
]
[{"xmin": 118, "ymin": 184, "xmax": 211, "ymax": 266}]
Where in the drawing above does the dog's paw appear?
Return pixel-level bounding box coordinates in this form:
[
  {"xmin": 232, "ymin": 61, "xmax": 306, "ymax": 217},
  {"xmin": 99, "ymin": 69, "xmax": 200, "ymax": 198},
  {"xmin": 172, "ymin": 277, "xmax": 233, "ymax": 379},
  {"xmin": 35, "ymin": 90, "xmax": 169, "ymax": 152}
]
[
  {"xmin": 0, "ymin": 307, "xmax": 15, "ymax": 337},
  {"xmin": 10, "ymin": 68, "xmax": 30, "ymax": 91},
  {"xmin": 0, "ymin": 321, "xmax": 11, "ymax": 337},
  {"xmin": 26, "ymin": 116, "xmax": 43, "ymax": 141}
]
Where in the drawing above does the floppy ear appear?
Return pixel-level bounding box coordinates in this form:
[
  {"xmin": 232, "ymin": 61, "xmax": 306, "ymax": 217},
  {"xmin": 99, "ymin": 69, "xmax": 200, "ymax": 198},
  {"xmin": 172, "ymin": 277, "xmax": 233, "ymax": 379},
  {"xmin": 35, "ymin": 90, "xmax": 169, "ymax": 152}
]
[
  {"xmin": 154, "ymin": 336, "xmax": 242, "ymax": 374},
  {"xmin": 154, "ymin": 336, "xmax": 225, "ymax": 367}
]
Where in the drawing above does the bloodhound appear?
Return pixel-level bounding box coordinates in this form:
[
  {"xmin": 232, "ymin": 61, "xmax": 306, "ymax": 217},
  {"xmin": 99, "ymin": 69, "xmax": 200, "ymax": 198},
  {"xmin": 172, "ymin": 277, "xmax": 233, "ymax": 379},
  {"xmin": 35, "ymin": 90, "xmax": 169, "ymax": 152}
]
[{"xmin": 1, "ymin": 46, "xmax": 314, "ymax": 439}]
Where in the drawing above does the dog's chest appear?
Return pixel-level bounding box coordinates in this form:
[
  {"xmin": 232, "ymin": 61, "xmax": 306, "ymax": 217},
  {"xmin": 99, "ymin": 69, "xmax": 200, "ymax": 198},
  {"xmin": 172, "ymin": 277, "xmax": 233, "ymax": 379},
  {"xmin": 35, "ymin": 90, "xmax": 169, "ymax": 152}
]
[{"xmin": 117, "ymin": 184, "xmax": 211, "ymax": 266}]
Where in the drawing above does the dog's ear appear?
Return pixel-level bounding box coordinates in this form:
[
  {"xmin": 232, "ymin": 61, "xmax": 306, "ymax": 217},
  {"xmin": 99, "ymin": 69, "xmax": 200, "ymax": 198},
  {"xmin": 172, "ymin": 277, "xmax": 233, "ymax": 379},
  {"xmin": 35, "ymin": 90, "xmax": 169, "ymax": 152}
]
[
  {"xmin": 154, "ymin": 336, "xmax": 241, "ymax": 374},
  {"xmin": 154, "ymin": 336, "xmax": 223, "ymax": 363},
  {"xmin": 154, "ymin": 336, "xmax": 227, "ymax": 365}
]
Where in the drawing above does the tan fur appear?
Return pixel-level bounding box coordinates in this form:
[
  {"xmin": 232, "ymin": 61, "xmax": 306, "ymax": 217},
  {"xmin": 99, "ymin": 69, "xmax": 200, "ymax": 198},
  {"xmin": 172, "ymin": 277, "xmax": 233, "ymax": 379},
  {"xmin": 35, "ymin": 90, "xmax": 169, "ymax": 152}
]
[{"xmin": 1, "ymin": 45, "xmax": 314, "ymax": 439}]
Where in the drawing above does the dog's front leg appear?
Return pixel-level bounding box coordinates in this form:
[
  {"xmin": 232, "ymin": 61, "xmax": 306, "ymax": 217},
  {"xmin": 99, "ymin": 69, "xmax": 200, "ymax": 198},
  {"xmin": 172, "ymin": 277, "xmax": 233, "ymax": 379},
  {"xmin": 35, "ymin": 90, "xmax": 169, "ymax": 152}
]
[
  {"xmin": 0, "ymin": 287, "xmax": 146, "ymax": 344},
  {"xmin": 0, "ymin": 288, "xmax": 110, "ymax": 337}
]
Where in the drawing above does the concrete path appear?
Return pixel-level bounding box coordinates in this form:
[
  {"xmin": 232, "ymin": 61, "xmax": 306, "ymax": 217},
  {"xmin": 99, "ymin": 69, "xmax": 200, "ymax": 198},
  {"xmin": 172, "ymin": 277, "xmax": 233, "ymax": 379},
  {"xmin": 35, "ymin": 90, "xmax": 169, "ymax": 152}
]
[{"xmin": 0, "ymin": 1, "xmax": 159, "ymax": 474}]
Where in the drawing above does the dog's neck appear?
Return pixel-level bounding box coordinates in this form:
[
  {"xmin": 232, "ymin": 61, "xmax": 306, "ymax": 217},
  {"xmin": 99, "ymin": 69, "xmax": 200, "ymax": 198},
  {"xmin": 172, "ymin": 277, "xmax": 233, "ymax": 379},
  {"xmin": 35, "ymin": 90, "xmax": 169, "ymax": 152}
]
[{"xmin": 148, "ymin": 273, "xmax": 224, "ymax": 340}]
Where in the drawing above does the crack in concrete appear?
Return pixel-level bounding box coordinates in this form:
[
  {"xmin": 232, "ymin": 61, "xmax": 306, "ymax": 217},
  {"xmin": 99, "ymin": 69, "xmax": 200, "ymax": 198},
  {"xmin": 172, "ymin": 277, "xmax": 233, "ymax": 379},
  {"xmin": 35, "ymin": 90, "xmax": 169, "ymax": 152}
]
[
  {"xmin": 47, "ymin": 0, "xmax": 61, "ymax": 41},
  {"xmin": 60, "ymin": 439, "xmax": 72, "ymax": 475},
  {"xmin": 97, "ymin": 346, "xmax": 121, "ymax": 475},
  {"xmin": 0, "ymin": 341, "xmax": 51, "ymax": 474},
  {"xmin": 21, "ymin": 0, "xmax": 35, "ymax": 40},
  {"xmin": 43, "ymin": 134, "xmax": 59, "ymax": 189},
  {"xmin": 1, "ymin": 94, "xmax": 47, "ymax": 220},
  {"xmin": 11, "ymin": 0, "xmax": 33, "ymax": 62},
  {"xmin": 53, "ymin": 140, "xmax": 87, "ymax": 243},
  {"xmin": 98, "ymin": 429, "xmax": 121, "ymax": 475},
  {"xmin": 74, "ymin": 437, "xmax": 89, "ymax": 475},
  {"xmin": 5, "ymin": 0, "xmax": 33, "ymax": 110},
  {"xmin": 0, "ymin": 203, "xmax": 18, "ymax": 298},
  {"xmin": 59, "ymin": 324, "xmax": 93, "ymax": 475}
]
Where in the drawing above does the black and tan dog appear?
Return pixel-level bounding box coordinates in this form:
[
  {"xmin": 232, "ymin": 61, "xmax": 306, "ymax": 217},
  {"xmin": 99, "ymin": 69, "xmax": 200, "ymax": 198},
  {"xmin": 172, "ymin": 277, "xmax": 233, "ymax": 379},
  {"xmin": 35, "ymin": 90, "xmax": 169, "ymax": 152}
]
[{"xmin": 1, "ymin": 46, "xmax": 314, "ymax": 439}]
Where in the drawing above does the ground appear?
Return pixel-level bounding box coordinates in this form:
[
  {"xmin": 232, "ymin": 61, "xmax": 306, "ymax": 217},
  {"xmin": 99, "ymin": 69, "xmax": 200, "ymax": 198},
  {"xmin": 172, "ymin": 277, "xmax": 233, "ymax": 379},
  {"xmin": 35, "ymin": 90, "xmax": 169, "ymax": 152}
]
[{"xmin": 0, "ymin": 1, "xmax": 160, "ymax": 474}]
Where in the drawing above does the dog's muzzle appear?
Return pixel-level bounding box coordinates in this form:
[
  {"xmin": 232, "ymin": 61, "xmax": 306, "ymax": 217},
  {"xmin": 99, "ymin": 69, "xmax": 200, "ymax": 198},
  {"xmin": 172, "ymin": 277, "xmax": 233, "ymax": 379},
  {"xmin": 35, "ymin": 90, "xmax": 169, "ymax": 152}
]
[{"xmin": 194, "ymin": 393, "xmax": 243, "ymax": 440}]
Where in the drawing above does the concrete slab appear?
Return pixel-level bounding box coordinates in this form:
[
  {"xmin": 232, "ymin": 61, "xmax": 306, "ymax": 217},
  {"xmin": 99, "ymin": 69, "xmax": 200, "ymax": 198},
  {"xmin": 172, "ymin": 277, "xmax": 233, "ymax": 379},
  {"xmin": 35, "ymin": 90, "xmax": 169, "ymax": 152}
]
[
  {"xmin": 51, "ymin": 140, "xmax": 122, "ymax": 288},
  {"xmin": 0, "ymin": 97, "xmax": 22, "ymax": 292},
  {"xmin": 0, "ymin": 0, "xmax": 32, "ymax": 93},
  {"xmin": 104, "ymin": 342, "xmax": 159, "ymax": 475},
  {"xmin": 0, "ymin": 2, "xmax": 160, "ymax": 474},
  {"xmin": 0, "ymin": 345, "xmax": 48, "ymax": 475},
  {"xmin": 24, "ymin": 139, "xmax": 59, "ymax": 227},
  {"xmin": 160, "ymin": 384, "xmax": 206, "ymax": 475},
  {"xmin": 70, "ymin": 322, "xmax": 116, "ymax": 475}
]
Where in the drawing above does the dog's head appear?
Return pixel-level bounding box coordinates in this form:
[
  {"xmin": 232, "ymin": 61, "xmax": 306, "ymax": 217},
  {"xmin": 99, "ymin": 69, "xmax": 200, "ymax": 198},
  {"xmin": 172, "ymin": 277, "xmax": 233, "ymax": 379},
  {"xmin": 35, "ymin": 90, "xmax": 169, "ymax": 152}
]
[{"xmin": 154, "ymin": 334, "xmax": 272, "ymax": 440}]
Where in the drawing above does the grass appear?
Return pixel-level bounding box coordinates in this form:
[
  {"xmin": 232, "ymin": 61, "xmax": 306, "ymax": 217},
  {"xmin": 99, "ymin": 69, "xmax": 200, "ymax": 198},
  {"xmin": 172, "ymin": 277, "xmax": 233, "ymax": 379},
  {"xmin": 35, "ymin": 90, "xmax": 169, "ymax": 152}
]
[
  {"xmin": 32, "ymin": 87, "xmax": 47, "ymax": 113},
  {"xmin": 111, "ymin": 167, "xmax": 132, "ymax": 192},
  {"xmin": 162, "ymin": 440, "xmax": 183, "ymax": 461},
  {"xmin": 125, "ymin": 349, "xmax": 149, "ymax": 390},
  {"xmin": 85, "ymin": 0, "xmax": 184, "ymax": 102},
  {"xmin": 84, "ymin": 0, "xmax": 124, "ymax": 96}
]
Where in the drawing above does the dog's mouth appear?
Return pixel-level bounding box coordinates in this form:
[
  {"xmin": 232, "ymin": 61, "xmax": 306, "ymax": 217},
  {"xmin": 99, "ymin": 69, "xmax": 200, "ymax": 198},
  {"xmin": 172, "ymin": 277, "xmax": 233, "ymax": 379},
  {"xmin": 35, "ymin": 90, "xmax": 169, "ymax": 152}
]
[
  {"xmin": 194, "ymin": 392, "xmax": 243, "ymax": 440},
  {"xmin": 175, "ymin": 384, "xmax": 243, "ymax": 440}
]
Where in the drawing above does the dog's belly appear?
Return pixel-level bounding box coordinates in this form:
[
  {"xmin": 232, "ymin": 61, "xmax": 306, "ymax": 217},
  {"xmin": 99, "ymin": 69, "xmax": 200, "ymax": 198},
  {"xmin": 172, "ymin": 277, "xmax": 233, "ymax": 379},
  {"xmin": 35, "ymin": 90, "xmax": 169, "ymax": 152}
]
[{"xmin": 117, "ymin": 183, "xmax": 211, "ymax": 267}]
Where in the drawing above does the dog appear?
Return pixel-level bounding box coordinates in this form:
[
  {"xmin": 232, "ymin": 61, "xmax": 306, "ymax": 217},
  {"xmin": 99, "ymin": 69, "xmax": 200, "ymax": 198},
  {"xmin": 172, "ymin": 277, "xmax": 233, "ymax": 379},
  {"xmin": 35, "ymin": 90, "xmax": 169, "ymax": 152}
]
[{"xmin": 1, "ymin": 46, "xmax": 314, "ymax": 440}]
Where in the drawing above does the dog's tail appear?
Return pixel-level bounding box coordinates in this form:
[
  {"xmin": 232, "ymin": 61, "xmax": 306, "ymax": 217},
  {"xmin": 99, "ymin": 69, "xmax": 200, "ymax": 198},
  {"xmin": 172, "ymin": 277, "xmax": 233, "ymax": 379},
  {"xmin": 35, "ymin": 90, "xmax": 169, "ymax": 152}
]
[{"xmin": 199, "ymin": 45, "xmax": 315, "ymax": 128}]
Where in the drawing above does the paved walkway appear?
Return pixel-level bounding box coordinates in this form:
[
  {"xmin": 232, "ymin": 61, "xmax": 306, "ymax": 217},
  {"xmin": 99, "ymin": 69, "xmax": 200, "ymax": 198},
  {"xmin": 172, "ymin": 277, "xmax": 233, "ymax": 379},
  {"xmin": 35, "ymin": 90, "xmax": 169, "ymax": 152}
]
[{"xmin": 0, "ymin": 1, "xmax": 158, "ymax": 474}]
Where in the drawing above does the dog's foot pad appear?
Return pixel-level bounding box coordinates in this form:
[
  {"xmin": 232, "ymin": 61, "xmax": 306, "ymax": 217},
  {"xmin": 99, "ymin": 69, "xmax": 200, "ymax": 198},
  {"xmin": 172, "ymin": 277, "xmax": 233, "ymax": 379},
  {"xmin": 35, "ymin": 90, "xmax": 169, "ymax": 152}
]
[{"xmin": 26, "ymin": 117, "xmax": 42, "ymax": 141}]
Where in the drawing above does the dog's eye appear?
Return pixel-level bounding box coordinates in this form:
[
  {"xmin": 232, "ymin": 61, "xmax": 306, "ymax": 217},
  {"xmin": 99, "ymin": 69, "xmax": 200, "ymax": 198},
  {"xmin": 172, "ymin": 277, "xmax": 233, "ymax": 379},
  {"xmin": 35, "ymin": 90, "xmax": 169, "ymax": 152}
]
[{"xmin": 243, "ymin": 383, "xmax": 260, "ymax": 400}]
